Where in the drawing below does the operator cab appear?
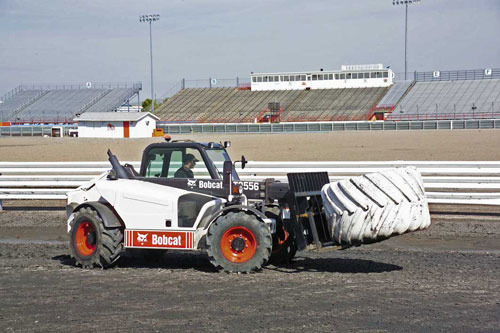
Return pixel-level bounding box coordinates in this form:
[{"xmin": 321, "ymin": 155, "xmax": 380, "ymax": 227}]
[{"xmin": 139, "ymin": 141, "xmax": 239, "ymax": 181}]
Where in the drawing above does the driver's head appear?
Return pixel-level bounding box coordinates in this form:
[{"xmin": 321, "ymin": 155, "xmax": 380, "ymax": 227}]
[{"xmin": 183, "ymin": 154, "xmax": 199, "ymax": 169}]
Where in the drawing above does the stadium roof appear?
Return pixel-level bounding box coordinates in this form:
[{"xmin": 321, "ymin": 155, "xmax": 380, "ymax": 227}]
[{"xmin": 74, "ymin": 112, "xmax": 159, "ymax": 122}]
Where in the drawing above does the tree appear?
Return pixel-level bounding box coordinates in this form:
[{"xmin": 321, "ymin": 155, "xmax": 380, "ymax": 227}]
[{"xmin": 142, "ymin": 99, "xmax": 160, "ymax": 112}]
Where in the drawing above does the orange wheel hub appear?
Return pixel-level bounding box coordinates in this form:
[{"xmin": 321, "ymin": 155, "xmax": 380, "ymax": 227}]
[
  {"xmin": 75, "ymin": 222, "xmax": 97, "ymax": 257},
  {"xmin": 220, "ymin": 226, "xmax": 257, "ymax": 263}
]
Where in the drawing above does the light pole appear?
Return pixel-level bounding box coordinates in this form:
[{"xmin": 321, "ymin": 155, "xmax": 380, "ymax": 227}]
[
  {"xmin": 140, "ymin": 14, "xmax": 160, "ymax": 113},
  {"xmin": 392, "ymin": 0, "xmax": 421, "ymax": 80}
]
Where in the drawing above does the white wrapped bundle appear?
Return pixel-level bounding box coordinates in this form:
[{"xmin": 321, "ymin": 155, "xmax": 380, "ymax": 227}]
[{"xmin": 321, "ymin": 167, "xmax": 431, "ymax": 245}]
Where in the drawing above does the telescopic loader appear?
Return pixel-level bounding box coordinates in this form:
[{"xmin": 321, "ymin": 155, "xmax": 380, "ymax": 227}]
[{"xmin": 67, "ymin": 138, "xmax": 430, "ymax": 272}]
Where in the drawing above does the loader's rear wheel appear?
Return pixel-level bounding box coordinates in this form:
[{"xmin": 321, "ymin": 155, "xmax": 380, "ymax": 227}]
[
  {"xmin": 207, "ymin": 211, "xmax": 272, "ymax": 273},
  {"xmin": 69, "ymin": 207, "xmax": 123, "ymax": 269}
]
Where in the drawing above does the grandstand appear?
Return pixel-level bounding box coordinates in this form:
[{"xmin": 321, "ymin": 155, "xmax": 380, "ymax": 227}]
[
  {"xmin": 158, "ymin": 67, "xmax": 500, "ymax": 123},
  {"xmin": 4, "ymin": 67, "xmax": 498, "ymax": 125},
  {"xmin": 156, "ymin": 86, "xmax": 388, "ymax": 122},
  {"xmin": 386, "ymin": 69, "xmax": 500, "ymax": 121},
  {"xmin": 0, "ymin": 83, "xmax": 141, "ymax": 123}
]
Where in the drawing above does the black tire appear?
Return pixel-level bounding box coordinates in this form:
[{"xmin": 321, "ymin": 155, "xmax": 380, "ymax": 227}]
[
  {"xmin": 265, "ymin": 207, "xmax": 297, "ymax": 265},
  {"xmin": 269, "ymin": 235, "xmax": 297, "ymax": 265},
  {"xmin": 69, "ymin": 207, "xmax": 123, "ymax": 269},
  {"xmin": 206, "ymin": 211, "xmax": 272, "ymax": 273}
]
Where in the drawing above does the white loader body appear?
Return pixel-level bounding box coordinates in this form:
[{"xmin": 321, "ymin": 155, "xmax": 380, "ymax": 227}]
[{"xmin": 67, "ymin": 171, "xmax": 226, "ymax": 250}]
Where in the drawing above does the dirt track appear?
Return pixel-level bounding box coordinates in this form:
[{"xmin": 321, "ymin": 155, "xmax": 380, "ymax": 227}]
[
  {"xmin": 1, "ymin": 131, "xmax": 500, "ymax": 331},
  {"xmin": 1, "ymin": 129, "xmax": 500, "ymax": 161},
  {"xmin": 0, "ymin": 206, "xmax": 499, "ymax": 332}
]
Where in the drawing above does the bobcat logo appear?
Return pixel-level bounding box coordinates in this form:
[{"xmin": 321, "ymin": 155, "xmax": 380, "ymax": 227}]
[
  {"xmin": 137, "ymin": 232, "xmax": 148, "ymax": 245},
  {"xmin": 187, "ymin": 179, "xmax": 197, "ymax": 188}
]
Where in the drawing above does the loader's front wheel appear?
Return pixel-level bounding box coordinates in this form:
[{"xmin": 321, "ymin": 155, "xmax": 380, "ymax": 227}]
[
  {"xmin": 269, "ymin": 229, "xmax": 297, "ymax": 265},
  {"xmin": 207, "ymin": 211, "xmax": 272, "ymax": 273},
  {"xmin": 69, "ymin": 207, "xmax": 123, "ymax": 269}
]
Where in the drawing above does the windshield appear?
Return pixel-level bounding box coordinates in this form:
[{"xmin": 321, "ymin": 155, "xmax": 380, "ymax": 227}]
[{"xmin": 205, "ymin": 148, "xmax": 240, "ymax": 181}]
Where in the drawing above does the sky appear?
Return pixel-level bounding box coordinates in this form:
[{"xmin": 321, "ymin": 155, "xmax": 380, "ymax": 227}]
[{"xmin": 0, "ymin": 0, "xmax": 499, "ymax": 101}]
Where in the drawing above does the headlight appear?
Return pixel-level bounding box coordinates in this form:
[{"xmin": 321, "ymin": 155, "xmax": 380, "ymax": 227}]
[{"xmin": 232, "ymin": 184, "xmax": 243, "ymax": 195}]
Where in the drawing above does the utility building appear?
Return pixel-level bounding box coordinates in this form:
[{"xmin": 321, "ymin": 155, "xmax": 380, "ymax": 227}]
[{"xmin": 75, "ymin": 112, "xmax": 159, "ymax": 138}]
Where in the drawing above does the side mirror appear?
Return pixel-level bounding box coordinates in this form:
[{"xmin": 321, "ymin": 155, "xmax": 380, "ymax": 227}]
[
  {"xmin": 240, "ymin": 155, "xmax": 247, "ymax": 170},
  {"xmin": 222, "ymin": 160, "xmax": 232, "ymax": 188}
]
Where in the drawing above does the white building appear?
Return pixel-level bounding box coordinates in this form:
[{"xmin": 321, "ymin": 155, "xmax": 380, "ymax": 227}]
[
  {"xmin": 250, "ymin": 64, "xmax": 393, "ymax": 91},
  {"xmin": 74, "ymin": 112, "xmax": 159, "ymax": 138}
]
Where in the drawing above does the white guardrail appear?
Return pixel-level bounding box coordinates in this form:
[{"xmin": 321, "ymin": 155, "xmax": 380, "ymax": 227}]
[{"xmin": 1, "ymin": 161, "xmax": 500, "ymax": 207}]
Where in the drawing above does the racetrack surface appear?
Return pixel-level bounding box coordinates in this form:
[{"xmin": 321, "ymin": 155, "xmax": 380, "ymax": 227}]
[
  {"xmin": 1, "ymin": 129, "xmax": 500, "ymax": 161},
  {"xmin": 0, "ymin": 205, "xmax": 499, "ymax": 332},
  {"xmin": 1, "ymin": 130, "xmax": 500, "ymax": 331}
]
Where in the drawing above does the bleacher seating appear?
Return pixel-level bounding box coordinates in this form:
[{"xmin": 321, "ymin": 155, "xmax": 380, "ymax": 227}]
[
  {"xmin": 18, "ymin": 89, "xmax": 108, "ymax": 120},
  {"xmin": 386, "ymin": 79, "xmax": 500, "ymax": 120},
  {"xmin": 0, "ymin": 90, "xmax": 46, "ymax": 120},
  {"xmin": 284, "ymin": 87, "xmax": 387, "ymax": 121},
  {"xmin": 0, "ymin": 83, "xmax": 141, "ymax": 122},
  {"xmin": 155, "ymin": 87, "xmax": 387, "ymax": 122},
  {"xmin": 83, "ymin": 88, "xmax": 137, "ymax": 113},
  {"xmin": 376, "ymin": 81, "xmax": 413, "ymax": 108}
]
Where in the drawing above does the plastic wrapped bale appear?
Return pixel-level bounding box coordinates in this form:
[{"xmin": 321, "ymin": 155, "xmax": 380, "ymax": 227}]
[{"xmin": 320, "ymin": 167, "xmax": 431, "ymax": 245}]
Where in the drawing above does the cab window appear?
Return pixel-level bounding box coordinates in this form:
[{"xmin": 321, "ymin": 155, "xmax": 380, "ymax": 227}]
[
  {"xmin": 143, "ymin": 147, "xmax": 211, "ymax": 179},
  {"xmin": 145, "ymin": 152, "xmax": 164, "ymax": 177}
]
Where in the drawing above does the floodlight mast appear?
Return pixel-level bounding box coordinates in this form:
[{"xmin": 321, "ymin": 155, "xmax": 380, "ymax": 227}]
[
  {"xmin": 139, "ymin": 14, "xmax": 160, "ymax": 113},
  {"xmin": 392, "ymin": 0, "xmax": 421, "ymax": 80}
]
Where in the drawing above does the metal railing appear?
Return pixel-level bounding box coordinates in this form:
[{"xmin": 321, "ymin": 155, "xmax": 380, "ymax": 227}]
[
  {"xmin": 1, "ymin": 86, "xmax": 24, "ymax": 103},
  {"xmin": 0, "ymin": 125, "xmax": 77, "ymax": 137},
  {"xmin": 158, "ymin": 119, "xmax": 500, "ymax": 134},
  {"xmin": 180, "ymin": 77, "xmax": 251, "ymax": 89},
  {"xmin": 16, "ymin": 82, "xmax": 143, "ymax": 91},
  {"xmin": 5, "ymin": 91, "xmax": 50, "ymax": 120},
  {"xmin": 1, "ymin": 161, "xmax": 500, "ymax": 208},
  {"xmin": 0, "ymin": 119, "xmax": 499, "ymax": 137},
  {"xmin": 387, "ymin": 112, "xmax": 500, "ymax": 121},
  {"xmin": 415, "ymin": 68, "xmax": 500, "ymax": 82},
  {"xmin": 78, "ymin": 90, "xmax": 112, "ymax": 114}
]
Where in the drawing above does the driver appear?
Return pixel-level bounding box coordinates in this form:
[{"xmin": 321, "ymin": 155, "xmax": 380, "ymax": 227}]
[{"xmin": 174, "ymin": 153, "xmax": 199, "ymax": 178}]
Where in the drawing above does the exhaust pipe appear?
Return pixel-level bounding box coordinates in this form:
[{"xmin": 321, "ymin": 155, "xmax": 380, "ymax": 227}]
[{"xmin": 107, "ymin": 149, "xmax": 130, "ymax": 179}]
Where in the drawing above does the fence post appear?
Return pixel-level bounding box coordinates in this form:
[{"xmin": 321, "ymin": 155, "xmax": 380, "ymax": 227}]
[
  {"xmin": 236, "ymin": 77, "xmax": 239, "ymax": 87},
  {"xmin": 209, "ymin": 78, "xmax": 212, "ymax": 89}
]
